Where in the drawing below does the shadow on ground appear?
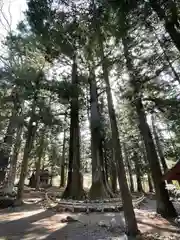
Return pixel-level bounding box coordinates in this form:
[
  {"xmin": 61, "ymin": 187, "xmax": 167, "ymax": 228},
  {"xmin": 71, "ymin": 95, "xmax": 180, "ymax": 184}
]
[{"xmin": 0, "ymin": 198, "xmax": 179, "ymax": 240}]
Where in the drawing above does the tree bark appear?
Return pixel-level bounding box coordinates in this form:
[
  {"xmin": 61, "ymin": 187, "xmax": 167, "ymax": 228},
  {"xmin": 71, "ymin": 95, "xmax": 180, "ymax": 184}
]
[
  {"xmin": 151, "ymin": 115, "xmax": 169, "ymax": 174},
  {"xmin": 16, "ymin": 117, "xmax": 37, "ymax": 202},
  {"xmin": 147, "ymin": 20, "xmax": 180, "ymax": 85},
  {"xmin": 16, "ymin": 72, "xmax": 41, "ymax": 203},
  {"xmin": 103, "ymin": 147, "xmax": 109, "ymax": 185},
  {"xmin": 0, "ymin": 109, "xmax": 19, "ymax": 184},
  {"xmin": 60, "ymin": 128, "xmax": 67, "ymax": 188},
  {"xmin": 99, "ymin": 98, "xmax": 115, "ymax": 197},
  {"xmin": 62, "ymin": 57, "xmax": 84, "ymax": 200},
  {"xmin": 98, "ymin": 31, "xmax": 139, "ymax": 237},
  {"xmin": 110, "ymin": 156, "xmax": 117, "ymax": 194},
  {"xmin": 134, "ymin": 157, "xmax": 143, "ymax": 193},
  {"xmin": 3, "ymin": 124, "xmax": 23, "ymax": 195},
  {"xmin": 89, "ymin": 70, "xmax": 109, "ymax": 199},
  {"xmin": 109, "ymin": 148, "xmax": 117, "ymax": 194},
  {"xmin": 149, "ymin": 0, "xmax": 180, "ymax": 52},
  {"xmin": 135, "ymin": 98, "xmax": 176, "ymax": 217},
  {"xmin": 122, "ymin": 28, "xmax": 177, "ymax": 217},
  {"xmin": 35, "ymin": 127, "xmax": 46, "ymax": 190},
  {"xmin": 142, "ymin": 146, "xmax": 154, "ymax": 192},
  {"xmin": 148, "ymin": 174, "xmax": 154, "ymax": 192},
  {"xmin": 123, "ymin": 143, "xmax": 135, "ymax": 193}
]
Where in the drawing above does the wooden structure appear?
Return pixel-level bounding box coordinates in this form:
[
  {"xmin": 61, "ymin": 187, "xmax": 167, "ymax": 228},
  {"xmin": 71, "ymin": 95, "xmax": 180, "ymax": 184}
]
[
  {"xmin": 29, "ymin": 169, "xmax": 51, "ymax": 188},
  {"xmin": 162, "ymin": 161, "xmax": 180, "ymax": 182},
  {"xmin": 39, "ymin": 169, "xmax": 50, "ymax": 185}
]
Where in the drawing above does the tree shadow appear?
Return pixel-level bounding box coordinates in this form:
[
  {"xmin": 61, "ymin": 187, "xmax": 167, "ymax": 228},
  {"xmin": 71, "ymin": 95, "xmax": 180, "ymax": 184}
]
[
  {"xmin": 1, "ymin": 204, "xmax": 179, "ymax": 240},
  {"xmin": 0, "ymin": 209, "xmax": 57, "ymax": 239},
  {"xmin": 0, "ymin": 199, "xmax": 45, "ymax": 215},
  {"xmin": 42, "ymin": 221, "xmax": 126, "ymax": 240},
  {"xmin": 137, "ymin": 219, "xmax": 180, "ymax": 234},
  {"xmin": 0, "ymin": 208, "xmax": 56, "ymax": 223},
  {"xmin": 0, "ymin": 225, "xmax": 50, "ymax": 240},
  {"xmin": 41, "ymin": 211, "xmax": 127, "ymax": 240}
]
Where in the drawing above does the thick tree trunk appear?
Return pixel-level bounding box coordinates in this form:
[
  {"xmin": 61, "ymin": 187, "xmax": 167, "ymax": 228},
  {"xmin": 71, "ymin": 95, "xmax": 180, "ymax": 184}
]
[
  {"xmin": 88, "ymin": 2, "xmax": 138, "ymax": 234},
  {"xmin": 103, "ymin": 149, "xmax": 109, "ymax": 184},
  {"xmin": 135, "ymin": 163, "xmax": 143, "ymax": 193},
  {"xmin": 166, "ymin": 124, "xmax": 179, "ymax": 162},
  {"xmin": 16, "ymin": 72, "xmax": 41, "ymax": 203},
  {"xmin": 35, "ymin": 158, "xmax": 41, "ymax": 190},
  {"xmin": 123, "ymin": 143, "xmax": 135, "ymax": 193},
  {"xmin": 16, "ymin": 117, "xmax": 37, "ymax": 203},
  {"xmin": 62, "ymin": 57, "xmax": 84, "ymax": 200},
  {"xmin": 3, "ymin": 125, "xmax": 23, "ymax": 195},
  {"xmin": 148, "ymin": 20, "xmax": 180, "ymax": 85},
  {"xmin": 60, "ymin": 129, "xmax": 67, "ymax": 188},
  {"xmin": 149, "ymin": 0, "xmax": 180, "ymax": 52},
  {"xmin": 111, "ymin": 163, "xmax": 117, "ymax": 194},
  {"xmin": 110, "ymin": 150, "xmax": 117, "ymax": 193},
  {"xmin": 142, "ymin": 147, "xmax": 154, "ymax": 192},
  {"xmin": 0, "ymin": 109, "xmax": 18, "ymax": 185},
  {"xmin": 127, "ymin": 161, "xmax": 135, "ymax": 193},
  {"xmin": 133, "ymin": 153, "xmax": 143, "ymax": 193},
  {"xmin": 148, "ymin": 174, "xmax": 154, "ymax": 192},
  {"xmin": 99, "ymin": 98, "xmax": 115, "ymax": 197},
  {"xmin": 104, "ymin": 80, "xmax": 138, "ymax": 235},
  {"xmin": 122, "ymin": 31, "xmax": 177, "ymax": 217},
  {"xmin": 89, "ymin": 70, "xmax": 109, "ymax": 199},
  {"xmin": 151, "ymin": 115, "xmax": 169, "ymax": 175},
  {"xmin": 135, "ymin": 98, "xmax": 177, "ymax": 217},
  {"xmin": 35, "ymin": 127, "xmax": 46, "ymax": 190},
  {"xmin": 98, "ymin": 38, "xmax": 139, "ymax": 237}
]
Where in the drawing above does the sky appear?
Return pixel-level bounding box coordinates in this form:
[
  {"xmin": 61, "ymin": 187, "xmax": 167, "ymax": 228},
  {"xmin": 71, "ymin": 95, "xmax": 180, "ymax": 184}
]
[
  {"xmin": 0, "ymin": 0, "xmax": 27, "ymax": 38},
  {"xmin": 0, "ymin": 0, "xmax": 173, "ymax": 143}
]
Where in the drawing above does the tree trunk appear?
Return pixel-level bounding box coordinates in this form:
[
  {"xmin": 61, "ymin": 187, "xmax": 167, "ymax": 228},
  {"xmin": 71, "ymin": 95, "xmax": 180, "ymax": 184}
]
[
  {"xmin": 109, "ymin": 148, "xmax": 117, "ymax": 194},
  {"xmin": 99, "ymin": 98, "xmax": 114, "ymax": 197},
  {"xmin": 16, "ymin": 72, "xmax": 41, "ymax": 203},
  {"xmin": 122, "ymin": 29, "xmax": 177, "ymax": 217},
  {"xmin": 148, "ymin": 174, "xmax": 154, "ymax": 192},
  {"xmin": 62, "ymin": 57, "xmax": 84, "ymax": 200},
  {"xmin": 89, "ymin": 70, "xmax": 109, "ymax": 199},
  {"xmin": 151, "ymin": 115, "xmax": 169, "ymax": 174},
  {"xmin": 166, "ymin": 123, "xmax": 179, "ymax": 162},
  {"xmin": 123, "ymin": 143, "xmax": 135, "ymax": 193},
  {"xmin": 103, "ymin": 148, "xmax": 109, "ymax": 185},
  {"xmin": 35, "ymin": 127, "xmax": 46, "ymax": 190},
  {"xmin": 132, "ymin": 151, "xmax": 143, "ymax": 193},
  {"xmin": 135, "ymin": 98, "xmax": 177, "ymax": 217},
  {"xmin": 110, "ymin": 156, "xmax": 117, "ymax": 194},
  {"xmin": 16, "ymin": 117, "xmax": 37, "ymax": 203},
  {"xmin": 0, "ymin": 109, "xmax": 18, "ymax": 184},
  {"xmin": 98, "ymin": 35, "xmax": 139, "ymax": 237},
  {"xmin": 142, "ymin": 146, "xmax": 154, "ymax": 192},
  {"xmin": 127, "ymin": 162, "xmax": 135, "ymax": 193},
  {"xmin": 60, "ymin": 128, "xmax": 67, "ymax": 188},
  {"xmin": 134, "ymin": 159, "xmax": 143, "ymax": 193},
  {"xmin": 3, "ymin": 124, "xmax": 23, "ymax": 195},
  {"xmin": 149, "ymin": 0, "xmax": 180, "ymax": 52}
]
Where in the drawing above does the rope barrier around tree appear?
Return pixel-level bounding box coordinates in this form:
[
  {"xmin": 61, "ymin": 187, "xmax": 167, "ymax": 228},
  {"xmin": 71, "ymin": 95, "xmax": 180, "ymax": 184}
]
[{"xmin": 45, "ymin": 192, "xmax": 145, "ymax": 213}]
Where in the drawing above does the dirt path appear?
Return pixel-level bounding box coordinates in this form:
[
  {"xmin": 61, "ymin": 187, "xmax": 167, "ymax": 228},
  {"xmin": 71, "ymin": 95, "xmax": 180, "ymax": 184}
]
[{"xmin": 0, "ymin": 195, "xmax": 180, "ymax": 240}]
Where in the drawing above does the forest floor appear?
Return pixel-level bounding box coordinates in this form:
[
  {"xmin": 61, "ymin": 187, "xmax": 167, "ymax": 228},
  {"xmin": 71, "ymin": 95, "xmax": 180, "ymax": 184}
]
[{"xmin": 0, "ymin": 188, "xmax": 180, "ymax": 240}]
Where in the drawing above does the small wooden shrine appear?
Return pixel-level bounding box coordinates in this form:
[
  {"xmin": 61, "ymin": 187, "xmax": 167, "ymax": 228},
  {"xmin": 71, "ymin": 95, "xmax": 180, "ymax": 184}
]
[
  {"xmin": 29, "ymin": 169, "xmax": 51, "ymax": 188},
  {"xmin": 162, "ymin": 161, "xmax": 180, "ymax": 182},
  {"xmin": 39, "ymin": 169, "xmax": 50, "ymax": 185}
]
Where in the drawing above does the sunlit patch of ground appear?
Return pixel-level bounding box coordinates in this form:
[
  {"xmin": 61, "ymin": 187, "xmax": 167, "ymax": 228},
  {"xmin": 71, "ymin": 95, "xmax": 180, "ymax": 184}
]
[{"xmin": 0, "ymin": 196, "xmax": 179, "ymax": 239}]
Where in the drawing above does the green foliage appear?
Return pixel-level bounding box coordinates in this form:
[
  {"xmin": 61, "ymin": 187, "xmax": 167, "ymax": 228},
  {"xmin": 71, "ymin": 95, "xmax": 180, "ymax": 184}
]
[{"xmin": 1, "ymin": 0, "xmax": 180, "ymax": 201}]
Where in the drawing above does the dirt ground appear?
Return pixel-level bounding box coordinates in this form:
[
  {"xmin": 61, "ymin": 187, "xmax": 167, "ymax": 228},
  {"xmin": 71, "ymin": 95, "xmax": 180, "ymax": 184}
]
[{"xmin": 0, "ymin": 192, "xmax": 180, "ymax": 240}]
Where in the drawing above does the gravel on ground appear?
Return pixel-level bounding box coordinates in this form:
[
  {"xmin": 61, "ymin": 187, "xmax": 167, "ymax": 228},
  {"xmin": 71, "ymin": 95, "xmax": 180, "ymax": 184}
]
[{"xmin": 0, "ymin": 192, "xmax": 179, "ymax": 240}]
